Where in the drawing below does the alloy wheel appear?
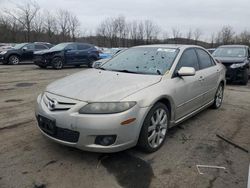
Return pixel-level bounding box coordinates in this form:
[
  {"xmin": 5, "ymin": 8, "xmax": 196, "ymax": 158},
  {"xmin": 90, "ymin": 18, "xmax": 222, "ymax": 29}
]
[
  {"xmin": 147, "ymin": 108, "xmax": 168, "ymax": 148},
  {"xmin": 215, "ymin": 85, "xmax": 223, "ymax": 108},
  {"xmin": 10, "ymin": 56, "xmax": 19, "ymax": 65}
]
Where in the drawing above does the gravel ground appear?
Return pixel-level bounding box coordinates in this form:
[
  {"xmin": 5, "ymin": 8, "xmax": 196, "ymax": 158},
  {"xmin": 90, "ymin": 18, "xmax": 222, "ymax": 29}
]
[{"xmin": 0, "ymin": 64, "xmax": 249, "ymax": 188}]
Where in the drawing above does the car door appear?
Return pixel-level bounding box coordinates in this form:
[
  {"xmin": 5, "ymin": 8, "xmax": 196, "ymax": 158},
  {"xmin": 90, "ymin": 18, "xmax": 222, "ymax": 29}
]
[
  {"xmin": 172, "ymin": 48, "xmax": 205, "ymax": 120},
  {"xmin": 195, "ymin": 48, "xmax": 219, "ymax": 105},
  {"xmin": 65, "ymin": 44, "xmax": 78, "ymax": 64},
  {"xmin": 22, "ymin": 44, "xmax": 35, "ymax": 60},
  {"xmin": 76, "ymin": 44, "xmax": 91, "ymax": 64}
]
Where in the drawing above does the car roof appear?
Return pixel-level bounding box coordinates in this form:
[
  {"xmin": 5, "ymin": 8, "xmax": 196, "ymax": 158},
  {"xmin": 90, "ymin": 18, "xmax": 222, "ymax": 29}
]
[
  {"xmin": 218, "ymin": 45, "xmax": 248, "ymax": 48},
  {"xmin": 133, "ymin": 44, "xmax": 204, "ymax": 50}
]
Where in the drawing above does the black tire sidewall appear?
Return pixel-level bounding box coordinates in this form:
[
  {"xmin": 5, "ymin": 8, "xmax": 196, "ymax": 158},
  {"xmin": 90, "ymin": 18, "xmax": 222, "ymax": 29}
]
[
  {"xmin": 138, "ymin": 102, "xmax": 169, "ymax": 153},
  {"xmin": 212, "ymin": 83, "xmax": 224, "ymax": 109},
  {"xmin": 242, "ymin": 68, "xmax": 248, "ymax": 85},
  {"xmin": 52, "ymin": 57, "xmax": 63, "ymax": 69}
]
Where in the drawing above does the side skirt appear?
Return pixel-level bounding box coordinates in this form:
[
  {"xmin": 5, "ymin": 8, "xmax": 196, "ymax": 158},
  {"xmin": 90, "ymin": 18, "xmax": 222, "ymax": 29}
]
[{"xmin": 169, "ymin": 100, "xmax": 214, "ymax": 128}]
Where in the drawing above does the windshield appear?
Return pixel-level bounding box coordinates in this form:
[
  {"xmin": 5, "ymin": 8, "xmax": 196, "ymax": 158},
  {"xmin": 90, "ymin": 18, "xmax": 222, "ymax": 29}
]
[
  {"xmin": 13, "ymin": 43, "xmax": 28, "ymax": 50},
  {"xmin": 213, "ymin": 47, "xmax": 246, "ymax": 58},
  {"xmin": 101, "ymin": 47, "xmax": 179, "ymax": 75},
  {"xmin": 49, "ymin": 43, "xmax": 69, "ymax": 51}
]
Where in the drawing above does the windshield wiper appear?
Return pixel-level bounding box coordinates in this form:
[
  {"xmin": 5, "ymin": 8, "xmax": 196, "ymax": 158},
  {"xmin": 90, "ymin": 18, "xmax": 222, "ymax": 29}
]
[
  {"xmin": 113, "ymin": 69, "xmax": 139, "ymax": 74},
  {"xmin": 98, "ymin": 67, "xmax": 106, "ymax": 70}
]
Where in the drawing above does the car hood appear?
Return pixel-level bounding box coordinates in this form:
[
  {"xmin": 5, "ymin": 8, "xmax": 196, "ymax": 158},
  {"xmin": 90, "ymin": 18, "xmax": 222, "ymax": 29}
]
[
  {"xmin": 46, "ymin": 69, "xmax": 162, "ymax": 101},
  {"xmin": 35, "ymin": 49, "xmax": 61, "ymax": 55},
  {"xmin": 214, "ymin": 57, "xmax": 246, "ymax": 63}
]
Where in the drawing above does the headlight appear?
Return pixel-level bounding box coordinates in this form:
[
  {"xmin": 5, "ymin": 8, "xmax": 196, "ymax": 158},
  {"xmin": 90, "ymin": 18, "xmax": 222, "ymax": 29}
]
[
  {"xmin": 230, "ymin": 62, "xmax": 246, "ymax": 69},
  {"xmin": 79, "ymin": 102, "xmax": 136, "ymax": 114},
  {"xmin": 0, "ymin": 51, "xmax": 7, "ymax": 55}
]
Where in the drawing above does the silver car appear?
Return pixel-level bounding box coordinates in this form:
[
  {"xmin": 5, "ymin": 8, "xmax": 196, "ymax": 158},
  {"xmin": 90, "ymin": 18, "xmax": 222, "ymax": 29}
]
[{"xmin": 35, "ymin": 45, "xmax": 226, "ymax": 153}]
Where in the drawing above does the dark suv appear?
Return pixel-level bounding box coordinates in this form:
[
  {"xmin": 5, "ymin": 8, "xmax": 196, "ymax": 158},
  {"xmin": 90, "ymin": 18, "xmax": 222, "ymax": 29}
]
[
  {"xmin": 213, "ymin": 45, "xmax": 250, "ymax": 85},
  {"xmin": 34, "ymin": 42, "xmax": 99, "ymax": 69},
  {"xmin": 0, "ymin": 43, "xmax": 50, "ymax": 65}
]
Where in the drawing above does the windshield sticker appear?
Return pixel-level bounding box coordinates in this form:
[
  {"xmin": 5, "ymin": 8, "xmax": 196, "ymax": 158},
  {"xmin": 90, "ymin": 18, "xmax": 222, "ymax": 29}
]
[{"xmin": 157, "ymin": 48, "xmax": 176, "ymax": 53}]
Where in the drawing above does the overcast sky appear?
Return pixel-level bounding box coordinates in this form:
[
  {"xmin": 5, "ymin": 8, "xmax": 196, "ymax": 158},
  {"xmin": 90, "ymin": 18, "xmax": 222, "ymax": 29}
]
[{"xmin": 1, "ymin": 0, "xmax": 250, "ymax": 41}]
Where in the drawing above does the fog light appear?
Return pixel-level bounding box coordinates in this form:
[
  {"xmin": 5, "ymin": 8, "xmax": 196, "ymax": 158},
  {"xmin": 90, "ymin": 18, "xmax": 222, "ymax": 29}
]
[{"xmin": 95, "ymin": 135, "xmax": 117, "ymax": 146}]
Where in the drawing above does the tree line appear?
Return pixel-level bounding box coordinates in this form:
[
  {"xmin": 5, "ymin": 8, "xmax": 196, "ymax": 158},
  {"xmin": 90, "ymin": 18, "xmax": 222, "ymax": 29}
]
[{"xmin": 1, "ymin": 0, "xmax": 250, "ymax": 48}]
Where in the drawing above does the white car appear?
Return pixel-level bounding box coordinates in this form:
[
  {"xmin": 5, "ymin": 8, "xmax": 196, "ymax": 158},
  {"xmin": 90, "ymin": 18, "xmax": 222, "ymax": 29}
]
[{"xmin": 35, "ymin": 45, "xmax": 226, "ymax": 153}]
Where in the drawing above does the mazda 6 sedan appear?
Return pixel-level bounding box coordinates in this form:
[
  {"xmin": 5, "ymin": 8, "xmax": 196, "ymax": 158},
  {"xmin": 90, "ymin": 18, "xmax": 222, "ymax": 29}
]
[{"xmin": 35, "ymin": 45, "xmax": 226, "ymax": 153}]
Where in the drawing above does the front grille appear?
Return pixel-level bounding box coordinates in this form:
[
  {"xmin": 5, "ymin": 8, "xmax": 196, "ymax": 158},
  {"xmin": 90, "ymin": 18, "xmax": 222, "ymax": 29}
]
[
  {"xmin": 43, "ymin": 93, "xmax": 76, "ymax": 111},
  {"xmin": 37, "ymin": 115, "xmax": 79, "ymax": 143}
]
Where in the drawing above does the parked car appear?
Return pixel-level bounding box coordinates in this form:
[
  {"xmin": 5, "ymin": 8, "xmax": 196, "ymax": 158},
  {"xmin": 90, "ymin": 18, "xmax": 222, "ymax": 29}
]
[
  {"xmin": 34, "ymin": 42, "xmax": 54, "ymax": 49},
  {"xmin": 99, "ymin": 48, "xmax": 124, "ymax": 59},
  {"xmin": 213, "ymin": 45, "xmax": 250, "ymax": 85},
  {"xmin": 0, "ymin": 43, "xmax": 50, "ymax": 65},
  {"xmin": 92, "ymin": 48, "xmax": 126, "ymax": 68},
  {"xmin": 207, "ymin": 48, "xmax": 216, "ymax": 54},
  {"xmin": 35, "ymin": 44, "xmax": 226, "ymax": 153},
  {"xmin": 34, "ymin": 42, "xmax": 99, "ymax": 69}
]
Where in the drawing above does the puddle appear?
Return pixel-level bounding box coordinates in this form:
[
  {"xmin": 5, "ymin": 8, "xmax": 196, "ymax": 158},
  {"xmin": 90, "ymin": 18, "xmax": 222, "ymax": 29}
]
[
  {"xmin": 5, "ymin": 99, "xmax": 23, "ymax": 103},
  {"xmin": 16, "ymin": 82, "xmax": 36, "ymax": 87},
  {"xmin": 101, "ymin": 152, "xmax": 154, "ymax": 188}
]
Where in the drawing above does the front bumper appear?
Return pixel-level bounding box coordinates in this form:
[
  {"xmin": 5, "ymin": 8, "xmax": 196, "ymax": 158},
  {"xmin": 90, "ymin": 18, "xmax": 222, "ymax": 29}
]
[
  {"xmin": 224, "ymin": 64, "xmax": 247, "ymax": 82},
  {"xmin": 0, "ymin": 54, "xmax": 7, "ymax": 62},
  {"xmin": 33, "ymin": 55, "xmax": 51, "ymax": 66},
  {"xmin": 35, "ymin": 93, "xmax": 149, "ymax": 153}
]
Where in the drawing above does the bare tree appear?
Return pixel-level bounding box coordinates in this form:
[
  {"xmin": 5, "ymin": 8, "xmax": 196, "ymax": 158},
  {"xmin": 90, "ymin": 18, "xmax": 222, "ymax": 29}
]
[
  {"xmin": 217, "ymin": 26, "xmax": 235, "ymax": 45},
  {"xmin": 186, "ymin": 29, "xmax": 192, "ymax": 44},
  {"xmin": 57, "ymin": 9, "xmax": 70, "ymax": 41},
  {"xmin": 144, "ymin": 20, "xmax": 159, "ymax": 44},
  {"xmin": 4, "ymin": 0, "xmax": 40, "ymax": 41},
  {"xmin": 172, "ymin": 27, "xmax": 182, "ymax": 38},
  {"xmin": 193, "ymin": 28, "xmax": 202, "ymax": 43},
  {"xmin": 43, "ymin": 11, "xmax": 58, "ymax": 42},
  {"xmin": 69, "ymin": 14, "xmax": 80, "ymax": 41}
]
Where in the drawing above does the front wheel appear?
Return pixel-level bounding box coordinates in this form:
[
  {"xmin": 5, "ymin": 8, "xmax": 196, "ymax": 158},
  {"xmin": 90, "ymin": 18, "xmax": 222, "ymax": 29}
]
[
  {"xmin": 138, "ymin": 102, "xmax": 169, "ymax": 153},
  {"xmin": 211, "ymin": 83, "xmax": 224, "ymax": 109},
  {"xmin": 52, "ymin": 57, "xmax": 64, "ymax": 70},
  {"xmin": 241, "ymin": 68, "xmax": 248, "ymax": 85},
  {"xmin": 8, "ymin": 55, "xmax": 20, "ymax": 65}
]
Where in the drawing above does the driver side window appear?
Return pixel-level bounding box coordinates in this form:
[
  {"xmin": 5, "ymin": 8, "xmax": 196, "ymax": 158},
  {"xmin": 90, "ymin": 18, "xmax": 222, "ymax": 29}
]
[
  {"xmin": 175, "ymin": 48, "xmax": 199, "ymax": 71},
  {"xmin": 65, "ymin": 44, "xmax": 77, "ymax": 50}
]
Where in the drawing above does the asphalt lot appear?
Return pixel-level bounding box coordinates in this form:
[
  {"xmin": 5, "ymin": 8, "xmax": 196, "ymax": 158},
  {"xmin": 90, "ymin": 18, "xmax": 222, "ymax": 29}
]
[{"xmin": 0, "ymin": 64, "xmax": 250, "ymax": 188}]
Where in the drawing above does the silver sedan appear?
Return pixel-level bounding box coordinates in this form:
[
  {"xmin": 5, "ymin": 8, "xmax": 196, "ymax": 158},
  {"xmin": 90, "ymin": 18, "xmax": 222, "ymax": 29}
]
[{"xmin": 35, "ymin": 45, "xmax": 226, "ymax": 153}]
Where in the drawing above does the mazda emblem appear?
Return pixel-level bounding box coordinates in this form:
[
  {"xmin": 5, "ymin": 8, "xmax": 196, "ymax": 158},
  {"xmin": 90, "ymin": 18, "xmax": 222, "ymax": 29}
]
[{"xmin": 48, "ymin": 99, "xmax": 57, "ymax": 110}]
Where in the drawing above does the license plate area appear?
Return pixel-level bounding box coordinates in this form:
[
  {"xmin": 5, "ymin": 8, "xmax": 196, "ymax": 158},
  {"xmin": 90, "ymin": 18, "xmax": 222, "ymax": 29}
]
[{"xmin": 37, "ymin": 115, "xmax": 56, "ymax": 135}]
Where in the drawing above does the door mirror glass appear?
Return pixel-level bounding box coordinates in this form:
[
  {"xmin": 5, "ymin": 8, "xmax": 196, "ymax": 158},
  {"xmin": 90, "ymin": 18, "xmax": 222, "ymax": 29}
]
[{"xmin": 177, "ymin": 67, "xmax": 196, "ymax": 77}]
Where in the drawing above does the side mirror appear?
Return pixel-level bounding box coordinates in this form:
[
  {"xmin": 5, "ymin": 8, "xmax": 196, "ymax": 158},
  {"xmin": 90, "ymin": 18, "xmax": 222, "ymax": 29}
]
[
  {"xmin": 177, "ymin": 67, "xmax": 196, "ymax": 77},
  {"xmin": 22, "ymin": 46, "xmax": 28, "ymax": 51}
]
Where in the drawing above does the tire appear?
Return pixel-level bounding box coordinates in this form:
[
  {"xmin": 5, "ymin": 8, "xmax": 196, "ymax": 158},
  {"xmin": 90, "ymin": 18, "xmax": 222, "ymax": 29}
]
[
  {"xmin": 88, "ymin": 57, "xmax": 96, "ymax": 68},
  {"xmin": 75, "ymin": 64, "xmax": 81, "ymax": 68},
  {"xmin": 52, "ymin": 57, "xmax": 63, "ymax": 70},
  {"xmin": 241, "ymin": 68, "xmax": 248, "ymax": 85},
  {"xmin": 211, "ymin": 83, "xmax": 224, "ymax": 109},
  {"xmin": 138, "ymin": 102, "xmax": 169, "ymax": 153},
  {"xmin": 8, "ymin": 55, "xmax": 20, "ymax": 65}
]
